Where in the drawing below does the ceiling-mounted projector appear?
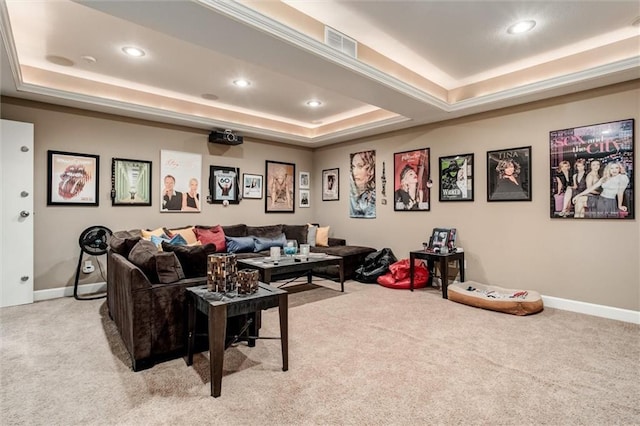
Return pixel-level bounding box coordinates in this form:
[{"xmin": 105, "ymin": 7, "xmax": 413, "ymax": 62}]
[{"xmin": 209, "ymin": 129, "xmax": 243, "ymax": 145}]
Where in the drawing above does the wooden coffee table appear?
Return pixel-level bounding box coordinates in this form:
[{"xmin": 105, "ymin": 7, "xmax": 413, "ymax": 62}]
[
  {"xmin": 186, "ymin": 283, "xmax": 288, "ymax": 398},
  {"xmin": 238, "ymin": 254, "xmax": 345, "ymax": 292}
]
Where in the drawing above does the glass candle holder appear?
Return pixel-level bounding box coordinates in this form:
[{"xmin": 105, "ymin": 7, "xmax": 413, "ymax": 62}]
[
  {"xmin": 207, "ymin": 253, "xmax": 237, "ymax": 293},
  {"xmin": 283, "ymin": 239, "xmax": 298, "ymax": 256},
  {"xmin": 237, "ymin": 269, "xmax": 260, "ymax": 295},
  {"xmin": 299, "ymin": 244, "xmax": 310, "ymax": 258},
  {"xmin": 270, "ymin": 246, "xmax": 281, "ymax": 263}
]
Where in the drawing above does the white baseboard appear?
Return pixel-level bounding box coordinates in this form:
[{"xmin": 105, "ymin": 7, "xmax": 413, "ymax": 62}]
[
  {"xmin": 32, "ymin": 282, "xmax": 639, "ymax": 324},
  {"xmin": 34, "ymin": 281, "xmax": 106, "ymax": 301},
  {"xmin": 541, "ymin": 295, "xmax": 640, "ymax": 325}
]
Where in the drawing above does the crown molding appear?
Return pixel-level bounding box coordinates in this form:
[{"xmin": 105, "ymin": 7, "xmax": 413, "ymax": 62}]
[
  {"xmin": 450, "ymin": 56, "xmax": 640, "ymax": 110},
  {"xmin": 197, "ymin": 0, "xmax": 450, "ymax": 110}
]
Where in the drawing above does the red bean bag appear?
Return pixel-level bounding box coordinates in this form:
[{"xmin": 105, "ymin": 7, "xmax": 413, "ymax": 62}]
[{"xmin": 377, "ymin": 259, "xmax": 429, "ymax": 289}]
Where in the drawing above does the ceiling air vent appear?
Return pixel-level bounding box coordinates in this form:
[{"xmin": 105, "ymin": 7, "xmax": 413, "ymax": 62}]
[{"xmin": 324, "ymin": 26, "xmax": 357, "ymax": 58}]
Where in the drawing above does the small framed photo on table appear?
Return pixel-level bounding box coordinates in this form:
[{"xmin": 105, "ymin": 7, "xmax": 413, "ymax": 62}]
[{"xmin": 429, "ymin": 228, "xmax": 450, "ymax": 251}]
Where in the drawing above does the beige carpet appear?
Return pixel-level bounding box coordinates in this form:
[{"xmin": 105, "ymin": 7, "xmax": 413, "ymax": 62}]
[{"xmin": 1, "ymin": 280, "xmax": 639, "ymax": 425}]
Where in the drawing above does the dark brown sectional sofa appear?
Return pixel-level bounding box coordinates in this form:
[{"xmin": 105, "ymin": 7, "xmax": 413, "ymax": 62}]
[{"xmin": 106, "ymin": 223, "xmax": 375, "ymax": 371}]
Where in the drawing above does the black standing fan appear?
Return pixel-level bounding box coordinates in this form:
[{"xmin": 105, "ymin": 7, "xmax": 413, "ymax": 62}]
[{"xmin": 74, "ymin": 225, "xmax": 112, "ymax": 300}]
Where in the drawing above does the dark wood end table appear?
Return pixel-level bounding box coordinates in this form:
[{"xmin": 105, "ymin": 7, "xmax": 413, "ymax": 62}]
[
  {"xmin": 409, "ymin": 250, "xmax": 465, "ymax": 298},
  {"xmin": 186, "ymin": 283, "xmax": 288, "ymax": 397}
]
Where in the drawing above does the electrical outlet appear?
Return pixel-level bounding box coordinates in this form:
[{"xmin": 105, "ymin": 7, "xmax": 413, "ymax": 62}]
[{"xmin": 82, "ymin": 260, "xmax": 95, "ymax": 274}]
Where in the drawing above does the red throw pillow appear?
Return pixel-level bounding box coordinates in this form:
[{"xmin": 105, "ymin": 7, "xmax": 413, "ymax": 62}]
[{"xmin": 193, "ymin": 225, "xmax": 226, "ymax": 252}]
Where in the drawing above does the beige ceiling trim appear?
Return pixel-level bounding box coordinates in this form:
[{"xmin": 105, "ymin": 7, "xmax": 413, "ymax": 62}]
[
  {"xmin": 17, "ymin": 65, "xmax": 408, "ymax": 145},
  {"xmin": 198, "ymin": 0, "xmax": 451, "ymax": 110},
  {"xmin": 450, "ymin": 37, "xmax": 640, "ymax": 105},
  {"xmin": 238, "ymin": 0, "xmax": 448, "ymax": 101},
  {"xmin": 0, "ymin": 0, "xmax": 21, "ymax": 85},
  {"xmin": 310, "ymin": 109, "xmax": 406, "ymax": 138},
  {"xmin": 19, "ymin": 65, "xmax": 311, "ymax": 135}
]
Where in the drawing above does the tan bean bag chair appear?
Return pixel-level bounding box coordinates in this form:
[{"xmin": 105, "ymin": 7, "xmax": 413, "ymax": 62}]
[{"xmin": 448, "ymin": 281, "xmax": 543, "ymax": 316}]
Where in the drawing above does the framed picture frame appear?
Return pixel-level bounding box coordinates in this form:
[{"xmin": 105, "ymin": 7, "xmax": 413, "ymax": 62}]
[
  {"xmin": 47, "ymin": 150, "xmax": 99, "ymax": 206},
  {"xmin": 209, "ymin": 165, "xmax": 240, "ymax": 204},
  {"xmin": 439, "ymin": 153, "xmax": 474, "ymax": 202},
  {"xmin": 299, "ymin": 171, "xmax": 310, "ymax": 189},
  {"xmin": 299, "ymin": 189, "xmax": 310, "ymax": 208},
  {"xmin": 242, "ymin": 173, "xmax": 263, "ymax": 199},
  {"xmin": 393, "ymin": 148, "xmax": 430, "ymax": 211},
  {"xmin": 111, "ymin": 158, "xmax": 151, "ymax": 206},
  {"xmin": 265, "ymin": 160, "xmax": 295, "ymax": 213},
  {"xmin": 429, "ymin": 228, "xmax": 450, "ymax": 250},
  {"xmin": 160, "ymin": 150, "xmax": 202, "ymax": 212},
  {"xmin": 549, "ymin": 118, "xmax": 634, "ymax": 219},
  {"xmin": 322, "ymin": 168, "xmax": 339, "ymax": 201},
  {"xmin": 487, "ymin": 146, "xmax": 531, "ymax": 202},
  {"xmin": 350, "ymin": 150, "xmax": 376, "ymax": 218}
]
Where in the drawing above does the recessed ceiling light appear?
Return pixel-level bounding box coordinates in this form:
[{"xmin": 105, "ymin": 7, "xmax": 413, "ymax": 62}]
[
  {"xmin": 202, "ymin": 93, "xmax": 219, "ymax": 101},
  {"xmin": 507, "ymin": 20, "xmax": 536, "ymax": 35},
  {"xmin": 306, "ymin": 100, "xmax": 322, "ymax": 107},
  {"xmin": 233, "ymin": 79, "xmax": 251, "ymax": 87},
  {"xmin": 80, "ymin": 55, "xmax": 97, "ymax": 64},
  {"xmin": 122, "ymin": 46, "xmax": 145, "ymax": 57}
]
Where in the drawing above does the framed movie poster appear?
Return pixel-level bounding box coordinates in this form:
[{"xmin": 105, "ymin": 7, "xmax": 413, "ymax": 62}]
[
  {"xmin": 299, "ymin": 171, "xmax": 310, "ymax": 189},
  {"xmin": 111, "ymin": 158, "xmax": 151, "ymax": 206},
  {"xmin": 487, "ymin": 146, "xmax": 531, "ymax": 202},
  {"xmin": 439, "ymin": 154, "xmax": 473, "ymax": 202},
  {"xmin": 242, "ymin": 173, "xmax": 263, "ymax": 199},
  {"xmin": 393, "ymin": 148, "xmax": 430, "ymax": 211},
  {"xmin": 160, "ymin": 150, "xmax": 202, "ymax": 212},
  {"xmin": 322, "ymin": 168, "xmax": 339, "ymax": 201},
  {"xmin": 210, "ymin": 165, "xmax": 240, "ymax": 204},
  {"xmin": 299, "ymin": 189, "xmax": 310, "ymax": 208},
  {"xmin": 265, "ymin": 160, "xmax": 295, "ymax": 213},
  {"xmin": 47, "ymin": 150, "xmax": 99, "ymax": 206},
  {"xmin": 549, "ymin": 118, "xmax": 634, "ymax": 219},
  {"xmin": 350, "ymin": 150, "xmax": 376, "ymax": 218}
]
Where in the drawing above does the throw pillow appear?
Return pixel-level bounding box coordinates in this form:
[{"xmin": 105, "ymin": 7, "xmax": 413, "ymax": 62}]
[
  {"xmin": 141, "ymin": 227, "xmax": 166, "ymax": 240},
  {"xmin": 128, "ymin": 239, "xmax": 185, "ymax": 283},
  {"xmin": 164, "ymin": 226, "xmax": 198, "ymax": 245},
  {"xmin": 307, "ymin": 223, "xmax": 318, "ymax": 247},
  {"xmin": 193, "ymin": 225, "xmax": 226, "ymax": 252},
  {"xmin": 254, "ymin": 233, "xmax": 286, "ymax": 252},
  {"xmin": 283, "ymin": 224, "xmax": 308, "ymax": 245},
  {"xmin": 150, "ymin": 233, "xmax": 188, "ymax": 249},
  {"xmin": 110, "ymin": 230, "xmax": 141, "ymax": 257},
  {"xmin": 246, "ymin": 224, "xmax": 283, "ymax": 238},
  {"xmin": 225, "ymin": 236, "xmax": 256, "ymax": 254},
  {"xmin": 316, "ymin": 226, "xmax": 330, "ymax": 247},
  {"xmin": 161, "ymin": 242, "xmax": 217, "ymax": 278},
  {"xmin": 155, "ymin": 252, "xmax": 186, "ymax": 284}
]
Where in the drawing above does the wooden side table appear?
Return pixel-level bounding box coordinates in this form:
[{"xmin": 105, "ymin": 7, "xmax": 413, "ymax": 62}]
[
  {"xmin": 186, "ymin": 283, "xmax": 288, "ymax": 397},
  {"xmin": 409, "ymin": 250, "xmax": 465, "ymax": 298}
]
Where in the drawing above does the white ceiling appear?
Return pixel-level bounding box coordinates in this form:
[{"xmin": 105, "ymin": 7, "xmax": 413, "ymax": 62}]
[{"xmin": 1, "ymin": 0, "xmax": 639, "ymax": 147}]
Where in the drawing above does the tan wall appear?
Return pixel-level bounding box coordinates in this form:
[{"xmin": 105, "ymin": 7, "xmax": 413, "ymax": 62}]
[
  {"xmin": 1, "ymin": 98, "xmax": 314, "ymax": 292},
  {"xmin": 313, "ymin": 82, "xmax": 639, "ymax": 311},
  {"xmin": 2, "ymin": 81, "xmax": 638, "ymax": 311}
]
